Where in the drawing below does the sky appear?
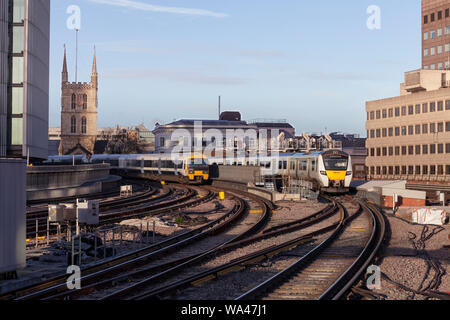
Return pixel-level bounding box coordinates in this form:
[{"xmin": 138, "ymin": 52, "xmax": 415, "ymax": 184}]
[{"xmin": 49, "ymin": 0, "xmax": 422, "ymax": 136}]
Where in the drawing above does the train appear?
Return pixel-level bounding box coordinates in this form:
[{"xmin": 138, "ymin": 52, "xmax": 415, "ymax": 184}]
[
  {"xmin": 209, "ymin": 150, "xmax": 353, "ymax": 193},
  {"xmin": 42, "ymin": 150, "xmax": 352, "ymax": 192}
]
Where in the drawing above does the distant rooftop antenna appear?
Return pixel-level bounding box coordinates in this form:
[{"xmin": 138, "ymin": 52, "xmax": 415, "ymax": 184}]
[
  {"xmin": 75, "ymin": 29, "xmax": 79, "ymax": 82},
  {"xmin": 218, "ymin": 96, "xmax": 221, "ymax": 119}
]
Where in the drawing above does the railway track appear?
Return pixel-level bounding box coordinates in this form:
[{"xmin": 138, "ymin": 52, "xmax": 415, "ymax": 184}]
[
  {"xmin": 2, "ymin": 190, "xmax": 385, "ymax": 301},
  {"xmin": 236, "ymin": 198, "xmax": 386, "ymax": 300}
]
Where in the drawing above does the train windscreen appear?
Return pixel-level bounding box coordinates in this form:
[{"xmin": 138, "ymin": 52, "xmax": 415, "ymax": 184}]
[
  {"xmin": 323, "ymin": 157, "xmax": 348, "ymax": 171},
  {"xmin": 189, "ymin": 158, "xmax": 208, "ymax": 166}
]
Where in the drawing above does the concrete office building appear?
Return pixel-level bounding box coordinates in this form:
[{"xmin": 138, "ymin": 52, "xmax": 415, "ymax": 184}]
[
  {"xmin": 366, "ymin": 69, "xmax": 450, "ymax": 182},
  {"xmin": 422, "ymin": 0, "xmax": 450, "ymax": 69},
  {"xmin": 0, "ymin": 0, "xmax": 50, "ymax": 278}
]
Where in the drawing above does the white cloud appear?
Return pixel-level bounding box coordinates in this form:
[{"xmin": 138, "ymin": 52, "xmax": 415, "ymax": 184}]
[{"xmin": 87, "ymin": 0, "xmax": 228, "ymax": 18}]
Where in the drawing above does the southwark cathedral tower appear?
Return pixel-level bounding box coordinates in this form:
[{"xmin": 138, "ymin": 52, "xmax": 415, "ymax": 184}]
[{"xmin": 59, "ymin": 46, "xmax": 98, "ymax": 156}]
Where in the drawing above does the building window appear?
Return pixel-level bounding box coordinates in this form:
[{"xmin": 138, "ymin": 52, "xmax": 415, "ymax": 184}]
[
  {"xmin": 423, "ymin": 165, "xmax": 428, "ymax": 175},
  {"xmin": 401, "ymin": 106, "xmax": 407, "ymax": 116},
  {"xmin": 424, "ymin": 32, "xmax": 429, "ymax": 40},
  {"xmin": 401, "ymin": 126, "xmax": 407, "ymax": 136},
  {"xmin": 438, "ymin": 122, "xmax": 444, "ymax": 132},
  {"xmin": 370, "ymin": 111, "xmax": 374, "ymax": 120},
  {"xmin": 446, "ymin": 121, "xmax": 450, "ymax": 132},
  {"xmin": 431, "ymin": 64, "xmax": 436, "ymax": 69},
  {"xmin": 81, "ymin": 117, "xmax": 87, "ymax": 134},
  {"xmin": 430, "ymin": 165, "xmax": 436, "ymax": 175},
  {"xmin": 415, "ymin": 124, "xmax": 421, "ymax": 134},
  {"xmin": 423, "ymin": 123, "xmax": 428, "ymax": 134},
  {"xmin": 82, "ymin": 94, "xmax": 87, "ymax": 109},
  {"xmin": 382, "ymin": 147, "xmax": 387, "ymax": 156},
  {"xmin": 446, "ymin": 9, "xmax": 450, "ymax": 18},
  {"xmin": 423, "ymin": 145, "xmax": 428, "ymax": 154},
  {"xmin": 389, "ymin": 166, "xmax": 394, "ymax": 175},
  {"xmin": 416, "ymin": 166, "xmax": 421, "ymax": 175},
  {"xmin": 382, "ymin": 109, "xmax": 387, "ymax": 118},
  {"xmin": 438, "ymin": 165, "xmax": 444, "ymax": 175},
  {"xmin": 430, "ymin": 144, "xmax": 436, "ymax": 154},
  {"xmin": 395, "ymin": 107, "xmax": 400, "ymax": 117},
  {"xmin": 395, "ymin": 127, "xmax": 400, "ymax": 136},
  {"xmin": 446, "ymin": 100, "xmax": 450, "ymax": 110},
  {"xmin": 446, "ymin": 43, "xmax": 450, "ymax": 52},
  {"xmin": 446, "ymin": 165, "xmax": 450, "ymax": 175},
  {"xmin": 430, "ymin": 123, "xmax": 436, "ymax": 133},
  {"xmin": 388, "ymin": 108, "xmax": 393, "ymax": 117},
  {"xmin": 408, "ymin": 166, "xmax": 414, "ymax": 175},
  {"xmin": 438, "ymin": 62, "xmax": 443, "ymax": 70},
  {"xmin": 370, "ymin": 148, "xmax": 375, "ymax": 157},
  {"xmin": 401, "ymin": 166, "xmax": 407, "ymax": 175},
  {"xmin": 395, "ymin": 166, "xmax": 400, "ymax": 175},
  {"xmin": 431, "ymin": 13, "xmax": 435, "ymax": 22},
  {"xmin": 395, "ymin": 146, "xmax": 400, "ymax": 156},
  {"xmin": 438, "ymin": 11, "xmax": 442, "ymax": 20},
  {"xmin": 431, "ymin": 47, "xmax": 436, "ymax": 56},
  {"xmin": 389, "ymin": 147, "xmax": 393, "ymax": 156},
  {"xmin": 438, "ymin": 101, "xmax": 444, "ymax": 111},
  {"xmin": 422, "ymin": 103, "xmax": 428, "ymax": 113},
  {"xmin": 446, "ymin": 143, "xmax": 450, "ymax": 153},
  {"xmin": 71, "ymin": 94, "xmax": 76, "ymax": 109},
  {"xmin": 376, "ymin": 129, "xmax": 381, "ymax": 138},
  {"xmin": 430, "ymin": 102, "xmax": 436, "ymax": 112},
  {"xmin": 416, "ymin": 145, "xmax": 421, "ymax": 155},
  {"xmin": 408, "ymin": 105, "xmax": 414, "ymax": 115},
  {"xmin": 438, "ymin": 28, "xmax": 443, "ymax": 37},
  {"xmin": 415, "ymin": 104, "xmax": 421, "ymax": 114},
  {"xmin": 376, "ymin": 110, "xmax": 381, "ymax": 119},
  {"xmin": 370, "ymin": 130, "xmax": 375, "ymax": 138},
  {"xmin": 11, "ymin": 118, "xmax": 23, "ymax": 145},
  {"xmin": 424, "ymin": 15, "xmax": 428, "ymax": 24},
  {"xmin": 438, "ymin": 45, "xmax": 443, "ymax": 54},
  {"xmin": 71, "ymin": 116, "xmax": 76, "ymax": 133},
  {"xmin": 377, "ymin": 167, "xmax": 381, "ymax": 175},
  {"xmin": 388, "ymin": 127, "xmax": 393, "ymax": 136},
  {"xmin": 382, "ymin": 128, "xmax": 387, "ymax": 137},
  {"xmin": 377, "ymin": 148, "xmax": 381, "ymax": 157},
  {"xmin": 408, "ymin": 125, "xmax": 414, "ymax": 135},
  {"xmin": 383, "ymin": 167, "xmax": 387, "ymax": 175},
  {"xmin": 438, "ymin": 144, "xmax": 444, "ymax": 154},
  {"xmin": 408, "ymin": 145, "xmax": 414, "ymax": 155},
  {"xmin": 402, "ymin": 146, "xmax": 407, "ymax": 155}
]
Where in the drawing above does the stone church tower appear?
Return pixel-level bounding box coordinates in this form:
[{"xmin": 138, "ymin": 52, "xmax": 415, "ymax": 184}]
[{"xmin": 59, "ymin": 46, "xmax": 98, "ymax": 156}]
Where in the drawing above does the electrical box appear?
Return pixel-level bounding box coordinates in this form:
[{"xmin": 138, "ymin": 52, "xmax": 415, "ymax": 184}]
[
  {"xmin": 77, "ymin": 200, "xmax": 100, "ymax": 225},
  {"xmin": 48, "ymin": 205, "xmax": 65, "ymax": 222},
  {"xmin": 120, "ymin": 185, "xmax": 133, "ymax": 196},
  {"xmin": 61, "ymin": 203, "xmax": 76, "ymax": 221}
]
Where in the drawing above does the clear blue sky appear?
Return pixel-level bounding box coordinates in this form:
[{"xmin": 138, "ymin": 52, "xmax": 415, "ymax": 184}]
[{"xmin": 49, "ymin": 0, "xmax": 422, "ymax": 136}]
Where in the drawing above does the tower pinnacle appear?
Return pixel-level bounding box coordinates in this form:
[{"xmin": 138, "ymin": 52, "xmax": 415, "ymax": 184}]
[{"xmin": 62, "ymin": 44, "xmax": 68, "ymax": 83}]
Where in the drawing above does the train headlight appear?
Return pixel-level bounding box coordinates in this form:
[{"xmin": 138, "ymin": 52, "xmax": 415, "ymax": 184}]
[
  {"xmin": 346, "ymin": 171, "xmax": 352, "ymax": 176},
  {"xmin": 320, "ymin": 171, "xmax": 327, "ymax": 176}
]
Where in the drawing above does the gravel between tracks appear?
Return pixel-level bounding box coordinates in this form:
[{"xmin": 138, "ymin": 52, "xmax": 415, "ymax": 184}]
[
  {"xmin": 171, "ymin": 200, "xmax": 359, "ymax": 300},
  {"xmin": 370, "ymin": 210, "xmax": 450, "ymax": 300}
]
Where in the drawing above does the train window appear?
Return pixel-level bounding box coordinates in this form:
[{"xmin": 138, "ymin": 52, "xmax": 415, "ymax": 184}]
[
  {"xmin": 279, "ymin": 161, "xmax": 283, "ymax": 170},
  {"xmin": 300, "ymin": 160, "xmax": 307, "ymax": 171},
  {"xmin": 290, "ymin": 161, "xmax": 295, "ymax": 170},
  {"xmin": 283, "ymin": 161, "xmax": 287, "ymax": 170},
  {"xmin": 311, "ymin": 160, "xmax": 316, "ymax": 171}
]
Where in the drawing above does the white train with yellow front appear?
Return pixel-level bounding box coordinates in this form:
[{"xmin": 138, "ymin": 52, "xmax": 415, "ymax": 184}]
[{"xmin": 210, "ymin": 150, "xmax": 352, "ymax": 193}]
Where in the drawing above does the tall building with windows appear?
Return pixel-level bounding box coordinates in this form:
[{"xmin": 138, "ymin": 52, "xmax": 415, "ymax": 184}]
[
  {"xmin": 0, "ymin": 0, "xmax": 50, "ymax": 160},
  {"xmin": 422, "ymin": 0, "xmax": 450, "ymax": 70},
  {"xmin": 0, "ymin": 0, "xmax": 50, "ymax": 278},
  {"xmin": 59, "ymin": 47, "xmax": 98, "ymax": 156},
  {"xmin": 366, "ymin": 69, "xmax": 450, "ymax": 182}
]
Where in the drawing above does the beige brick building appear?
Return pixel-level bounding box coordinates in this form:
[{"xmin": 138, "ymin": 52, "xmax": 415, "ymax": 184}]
[
  {"xmin": 422, "ymin": 0, "xmax": 450, "ymax": 69},
  {"xmin": 366, "ymin": 69, "xmax": 450, "ymax": 182},
  {"xmin": 59, "ymin": 46, "xmax": 98, "ymax": 156}
]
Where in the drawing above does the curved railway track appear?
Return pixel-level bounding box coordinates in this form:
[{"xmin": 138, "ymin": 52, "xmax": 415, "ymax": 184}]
[
  {"xmin": 1, "ymin": 186, "xmax": 266, "ymax": 300},
  {"xmin": 2, "ymin": 189, "xmax": 385, "ymax": 301}
]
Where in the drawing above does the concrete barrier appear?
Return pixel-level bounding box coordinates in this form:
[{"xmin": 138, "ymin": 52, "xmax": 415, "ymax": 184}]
[{"xmin": 26, "ymin": 164, "xmax": 120, "ymax": 201}]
